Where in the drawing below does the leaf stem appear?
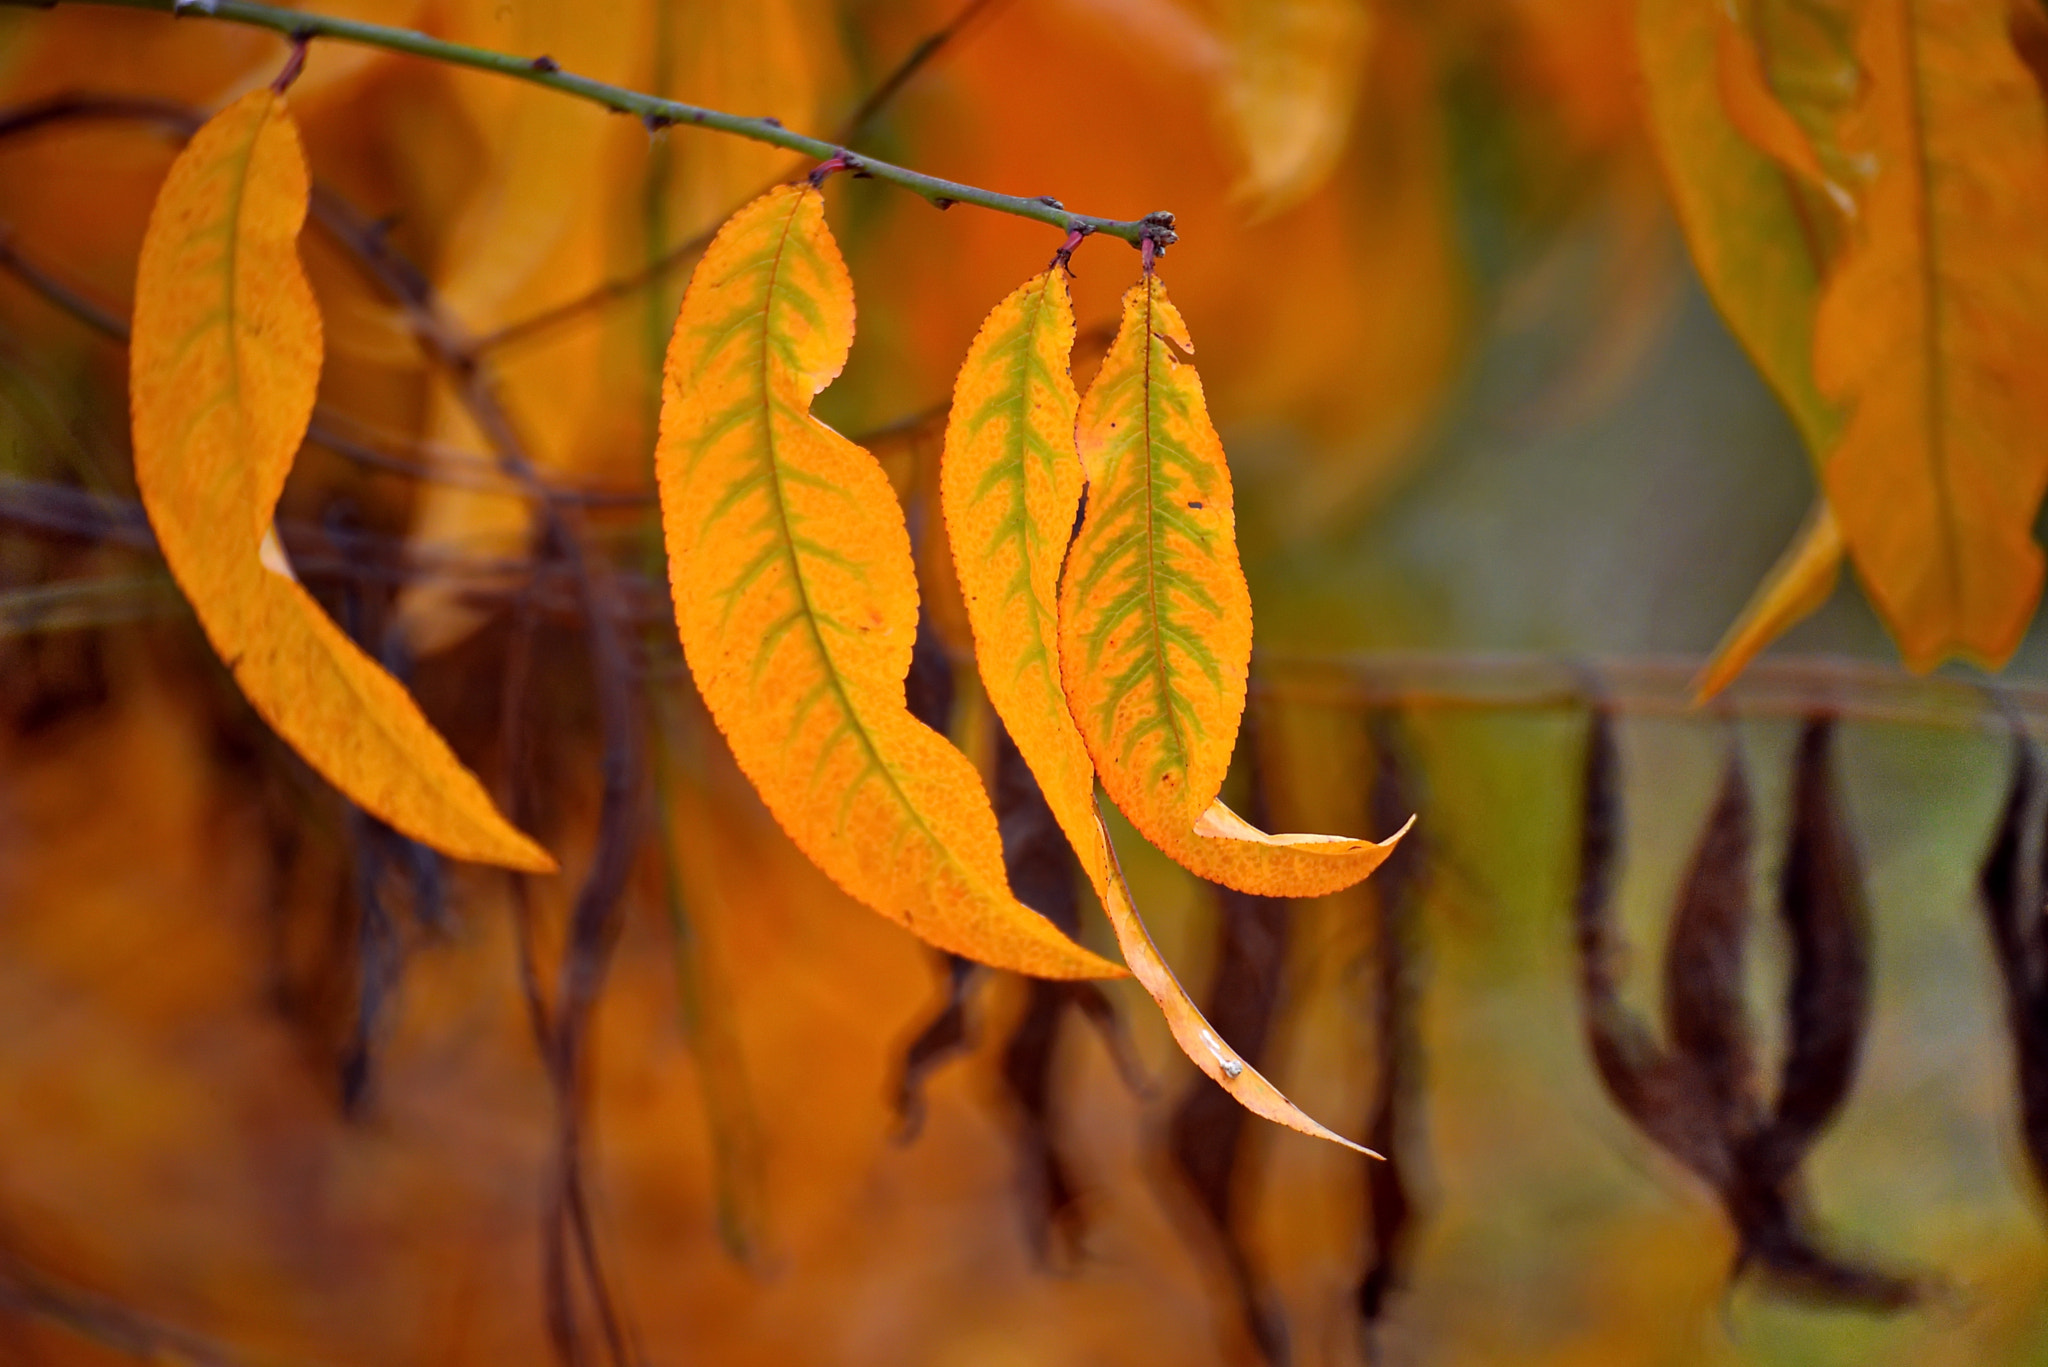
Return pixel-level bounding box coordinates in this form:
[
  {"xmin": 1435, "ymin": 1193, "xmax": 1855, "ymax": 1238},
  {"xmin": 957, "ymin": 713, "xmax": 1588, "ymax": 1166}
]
[{"xmin": 20, "ymin": 0, "xmax": 1178, "ymax": 249}]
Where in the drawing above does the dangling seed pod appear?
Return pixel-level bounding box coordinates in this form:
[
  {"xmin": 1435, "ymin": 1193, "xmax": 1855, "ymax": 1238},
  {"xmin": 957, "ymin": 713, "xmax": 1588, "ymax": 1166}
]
[{"xmin": 1572, "ymin": 712, "xmax": 1916, "ymax": 1309}]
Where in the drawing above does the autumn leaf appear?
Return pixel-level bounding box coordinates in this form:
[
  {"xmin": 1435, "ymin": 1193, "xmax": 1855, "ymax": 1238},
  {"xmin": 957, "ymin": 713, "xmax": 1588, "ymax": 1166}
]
[
  {"xmin": 658, "ymin": 183, "xmax": 1118, "ymax": 981},
  {"xmin": 942, "ymin": 266, "xmax": 1374, "ymax": 1151},
  {"xmin": 128, "ymin": 89, "xmax": 554, "ymax": 872},
  {"xmin": 1695, "ymin": 500, "xmax": 1843, "ymax": 700},
  {"xmin": 1058, "ymin": 275, "xmax": 1404, "ymax": 899},
  {"xmin": 1216, "ymin": 0, "xmax": 1374, "ymax": 217},
  {"xmin": 1813, "ymin": 0, "xmax": 2048, "ymax": 669},
  {"xmin": 1639, "ymin": 0, "xmax": 1851, "ymax": 460}
]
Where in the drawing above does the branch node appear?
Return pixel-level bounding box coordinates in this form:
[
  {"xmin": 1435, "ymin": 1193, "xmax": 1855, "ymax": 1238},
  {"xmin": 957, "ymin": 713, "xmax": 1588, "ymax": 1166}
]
[
  {"xmin": 643, "ymin": 111, "xmax": 674, "ymax": 134},
  {"xmin": 530, "ymin": 54, "xmax": 560, "ymax": 73},
  {"xmin": 1037, "ymin": 195, "xmax": 1065, "ymax": 210},
  {"xmin": 808, "ymin": 151, "xmax": 858, "ymax": 186},
  {"xmin": 1051, "ymin": 225, "xmax": 1090, "ymax": 277},
  {"xmin": 761, "ymin": 115, "xmax": 784, "ymax": 129},
  {"xmin": 931, "ymin": 195, "xmax": 955, "ymax": 211}
]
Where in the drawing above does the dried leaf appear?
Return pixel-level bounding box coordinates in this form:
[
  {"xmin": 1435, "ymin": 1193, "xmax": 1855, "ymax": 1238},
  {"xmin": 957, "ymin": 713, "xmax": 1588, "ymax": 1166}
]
[
  {"xmin": 1695, "ymin": 500, "xmax": 1843, "ymax": 701},
  {"xmin": 657, "ymin": 184, "xmax": 1117, "ymax": 980},
  {"xmin": 1814, "ymin": 0, "xmax": 2048, "ymax": 668},
  {"xmin": 1058, "ymin": 276, "xmax": 1406, "ymax": 898},
  {"xmin": 1759, "ymin": 717, "xmax": 1870, "ymax": 1186},
  {"xmin": 1662, "ymin": 750, "xmax": 1760, "ymax": 1143},
  {"xmin": 1357, "ymin": 714, "xmax": 1422, "ymax": 1330},
  {"xmin": 942, "ymin": 267, "xmax": 1374, "ymax": 1151},
  {"xmin": 128, "ymin": 90, "xmax": 553, "ymax": 872},
  {"xmin": 1978, "ymin": 736, "xmax": 2048, "ymax": 1195}
]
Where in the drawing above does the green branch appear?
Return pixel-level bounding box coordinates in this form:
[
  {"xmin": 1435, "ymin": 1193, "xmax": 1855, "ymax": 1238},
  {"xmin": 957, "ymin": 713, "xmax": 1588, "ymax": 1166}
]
[{"xmin": 14, "ymin": 0, "xmax": 1179, "ymax": 250}]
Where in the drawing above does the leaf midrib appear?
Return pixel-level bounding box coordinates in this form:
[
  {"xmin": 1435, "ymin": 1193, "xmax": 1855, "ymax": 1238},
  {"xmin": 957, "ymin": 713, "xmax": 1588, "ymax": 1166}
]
[
  {"xmin": 1899, "ymin": 0, "xmax": 1963, "ymax": 633},
  {"xmin": 745, "ymin": 193, "xmax": 976, "ymax": 913},
  {"xmin": 1139, "ymin": 281, "xmax": 1192, "ymax": 782}
]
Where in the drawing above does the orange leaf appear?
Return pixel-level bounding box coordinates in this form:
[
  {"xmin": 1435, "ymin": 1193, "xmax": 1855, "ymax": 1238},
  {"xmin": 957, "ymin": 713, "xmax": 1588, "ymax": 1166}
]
[
  {"xmin": 128, "ymin": 90, "xmax": 553, "ymax": 872},
  {"xmin": 1694, "ymin": 500, "xmax": 1843, "ymax": 701},
  {"xmin": 1813, "ymin": 0, "xmax": 2048, "ymax": 669},
  {"xmin": 1058, "ymin": 276, "xmax": 1403, "ymax": 898},
  {"xmin": 1639, "ymin": 0, "xmax": 1851, "ymax": 459},
  {"xmin": 1713, "ymin": 1, "xmax": 1830, "ymax": 191},
  {"xmin": 658, "ymin": 184, "xmax": 1118, "ymax": 981},
  {"xmin": 942, "ymin": 267, "xmax": 1373, "ymax": 1151}
]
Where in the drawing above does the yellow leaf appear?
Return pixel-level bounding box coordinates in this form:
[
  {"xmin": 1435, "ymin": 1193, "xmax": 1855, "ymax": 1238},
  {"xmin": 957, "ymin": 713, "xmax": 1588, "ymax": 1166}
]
[
  {"xmin": 942, "ymin": 270, "xmax": 1099, "ymax": 862},
  {"xmin": 658, "ymin": 185, "xmax": 1118, "ymax": 981},
  {"xmin": 1694, "ymin": 499, "xmax": 1843, "ymax": 701},
  {"xmin": 128, "ymin": 90, "xmax": 553, "ymax": 873},
  {"xmin": 1059, "ymin": 274, "xmax": 1403, "ymax": 899},
  {"xmin": 1216, "ymin": 0, "xmax": 1374, "ymax": 217},
  {"xmin": 941, "ymin": 268, "xmax": 1374, "ymax": 1151},
  {"xmin": 1813, "ymin": 0, "xmax": 2048, "ymax": 669}
]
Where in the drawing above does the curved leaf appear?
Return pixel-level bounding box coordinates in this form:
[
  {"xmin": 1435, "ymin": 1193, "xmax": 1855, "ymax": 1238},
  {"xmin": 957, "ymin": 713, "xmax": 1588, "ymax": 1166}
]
[
  {"xmin": 1813, "ymin": 0, "xmax": 2048, "ymax": 669},
  {"xmin": 1058, "ymin": 276, "xmax": 1402, "ymax": 898},
  {"xmin": 658, "ymin": 185, "xmax": 1118, "ymax": 981},
  {"xmin": 1695, "ymin": 500, "xmax": 1843, "ymax": 701},
  {"xmin": 129, "ymin": 89, "xmax": 553, "ymax": 873},
  {"xmin": 942, "ymin": 268, "xmax": 1374, "ymax": 1151}
]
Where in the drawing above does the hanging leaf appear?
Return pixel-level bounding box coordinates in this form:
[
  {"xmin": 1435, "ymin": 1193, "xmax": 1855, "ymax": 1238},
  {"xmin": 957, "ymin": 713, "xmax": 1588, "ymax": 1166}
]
[
  {"xmin": 1813, "ymin": 0, "xmax": 2048, "ymax": 668},
  {"xmin": 1057, "ymin": 275, "xmax": 1405, "ymax": 899},
  {"xmin": 657, "ymin": 184, "xmax": 1116, "ymax": 981},
  {"xmin": 1695, "ymin": 500, "xmax": 1843, "ymax": 700},
  {"xmin": 942, "ymin": 267, "xmax": 1373, "ymax": 1152},
  {"xmin": 128, "ymin": 89, "xmax": 553, "ymax": 873}
]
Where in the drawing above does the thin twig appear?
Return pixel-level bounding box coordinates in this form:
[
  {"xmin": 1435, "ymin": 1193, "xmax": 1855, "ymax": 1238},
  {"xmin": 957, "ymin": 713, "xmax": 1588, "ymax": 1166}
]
[
  {"xmin": 0, "ymin": 1256, "xmax": 297, "ymax": 1367},
  {"xmin": 481, "ymin": 0, "xmax": 1019, "ymax": 355},
  {"xmin": 13, "ymin": 0, "xmax": 1175, "ymax": 250}
]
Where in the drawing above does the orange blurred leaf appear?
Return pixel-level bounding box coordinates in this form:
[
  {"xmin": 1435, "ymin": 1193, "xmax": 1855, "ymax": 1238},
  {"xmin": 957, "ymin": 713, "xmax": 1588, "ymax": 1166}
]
[
  {"xmin": 1813, "ymin": 0, "xmax": 2048, "ymax": 669},
  {"xmin": 658, "ymin": 184, "xmax": 1119, "ymax": 981},
  {"xmin": 941, "ymin": 266, "xmax": 1375, "ymax": 1150},
  {"xmin": 1640, "ymin": 0, "xmax": 1850, "ymax": 459},
  {"xmin": 128, "ymin": 89, "xmax": 553, "ymax": 872},
  {"xmin": 1217, "ymin": 0, "xmax": 1374, "ymax": 217}
]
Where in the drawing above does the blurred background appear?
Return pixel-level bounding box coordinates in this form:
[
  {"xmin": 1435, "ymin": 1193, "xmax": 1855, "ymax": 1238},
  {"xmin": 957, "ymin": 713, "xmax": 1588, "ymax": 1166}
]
[{"xmin": 1, "ymin": 0, "xmax": 2046, "ymax": 1363}]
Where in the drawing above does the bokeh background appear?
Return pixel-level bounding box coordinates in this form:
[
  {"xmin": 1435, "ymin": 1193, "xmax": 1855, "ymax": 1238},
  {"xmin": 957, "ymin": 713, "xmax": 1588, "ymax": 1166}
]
[{"xmin": 2, "ymin": 0, "xmax": 2046, "ymax": 1363}]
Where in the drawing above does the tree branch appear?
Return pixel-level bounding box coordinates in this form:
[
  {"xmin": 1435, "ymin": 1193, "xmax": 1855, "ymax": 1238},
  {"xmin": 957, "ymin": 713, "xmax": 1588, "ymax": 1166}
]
[
  {"xmin": 485, "ymin": 0, "xmax": 1017, "ymax": 355},
  {"xmin": 14, "ymin": 0, "xmax": 1177, "ymax": 251}
]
